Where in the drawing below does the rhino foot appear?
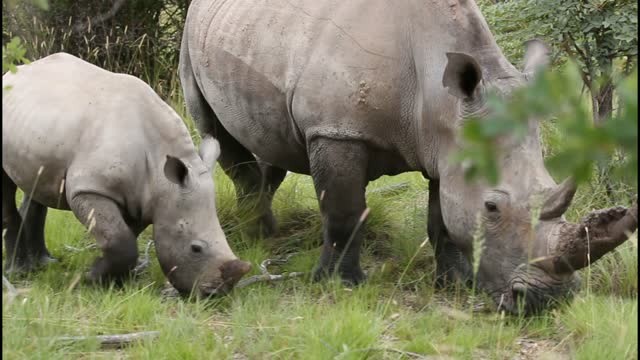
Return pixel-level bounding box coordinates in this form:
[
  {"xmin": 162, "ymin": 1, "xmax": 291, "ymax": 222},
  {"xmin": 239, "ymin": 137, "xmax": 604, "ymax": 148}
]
[
  {"xmin": 243, "ymin": 212, "xmax": 278, "ymax": 239},
  {"xmin": 312, "ymin": 262, "xmax": 367, "ymax": 286},
  {"xmin": 4, "ymin": 253, "xmax": 58, "ymax": 275},
  {"xmin": 434, "ymin": 257, "xmax": 473, "ymax": 289},
  {"xmin": 84, "ymin": 255, "xmax": 136, "ymax": 286}
]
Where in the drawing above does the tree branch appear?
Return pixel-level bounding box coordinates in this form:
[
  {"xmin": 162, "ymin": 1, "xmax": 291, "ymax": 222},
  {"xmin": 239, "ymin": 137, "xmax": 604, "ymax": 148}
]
[
  {"xmin": 561, "ymin": 33, "xmax": 593, "ymax": 89},
  {"xmin": 73, "ymin": 0, "xmax": 127, "ymax": 33}
]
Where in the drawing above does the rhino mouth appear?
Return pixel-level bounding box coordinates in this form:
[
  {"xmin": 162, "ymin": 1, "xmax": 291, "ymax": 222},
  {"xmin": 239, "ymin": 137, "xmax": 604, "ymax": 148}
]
[{"xmin": 494, "ymin": 264, "xmax": 580, "ymax": 316}]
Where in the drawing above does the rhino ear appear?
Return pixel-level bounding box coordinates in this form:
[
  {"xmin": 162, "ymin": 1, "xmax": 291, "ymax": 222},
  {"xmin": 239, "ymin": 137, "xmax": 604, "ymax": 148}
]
[
  {"xmin": 522, "ymin": 39, "xmax": 550, "ymax": 79},
  {"xmin": 198, "ymin": 136, "xmax": 220, "ymax": 171},
  {"xmin": 164, "ymin": 155, "xmax": 190, "ymax": 187},
  {"xmin": 442, "ymin": 52, "xmax": 483, "ymax": 100}
]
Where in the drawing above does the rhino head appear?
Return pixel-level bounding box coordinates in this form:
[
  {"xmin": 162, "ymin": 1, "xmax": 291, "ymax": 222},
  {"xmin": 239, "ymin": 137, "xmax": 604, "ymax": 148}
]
[
  {"xmin": 152, "ymin": 136, "xmax": 251, "ymax": 296},
  {"xmin": 438, "ymin": 40, "xmax": 638, "ymax": 315}
]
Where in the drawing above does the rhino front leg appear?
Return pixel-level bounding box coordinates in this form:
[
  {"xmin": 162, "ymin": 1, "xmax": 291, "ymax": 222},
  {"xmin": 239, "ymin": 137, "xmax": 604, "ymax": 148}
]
[
  {"xmin": 427, "ymin": 179, "xmax": 472, "ymax": 288},
  {"xmin": 310, "ymin": 138, "xmax": 368, "ymax": 285},
  {"xmin": 69, "ymin": 193, "xmax": 138, "ymax": 284}
]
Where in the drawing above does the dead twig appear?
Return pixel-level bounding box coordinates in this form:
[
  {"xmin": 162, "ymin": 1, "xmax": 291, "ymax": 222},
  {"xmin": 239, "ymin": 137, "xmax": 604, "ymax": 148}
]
[
  {"xmin": 2, "ymin": 275, "xmax": 19, "ymax": 305},
  {"xmin": 235, "ymin": 271, "xmax": 306, "ymax": 289},
  {"xmin": 52, "ymin": 330, "xmax": 159, "ymax": 348},
  {"xmin": 345, "ymin": 347, "xmax": 439, "ymax": 359},
  {"xmin": 133, "ymin": 240, "xmax": 153, "ymax": 276},
  {"xmin": 64, "ymin": 244, "xmax": 98, "ymax": 252},
  {"xmin": 236, "ymin": 254, "xmax": 305, "ymax": 289}
]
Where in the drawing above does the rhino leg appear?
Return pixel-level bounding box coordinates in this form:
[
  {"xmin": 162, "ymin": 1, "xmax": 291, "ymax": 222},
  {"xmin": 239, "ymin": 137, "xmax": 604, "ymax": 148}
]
[
  {"xmin": 181, "ymin": 58, "xmax": 283, "ymax": 238},
  {"xmin": 204, "ymin": 122, "xmax": 285, "ymax": 238},
  {"xmin": 18, "ymin": 195, "xmax": 56, "ymax": 266},
  {"xmin": 68, "ymin": 193, "xmax": 138, "ymax": 284},
  {"xmin": 3, "ymin": 169, "xmax": 32, "ymax": 273},
  {"xmin": 258, "ymin": 160, "xmax": 287, "ymax": 231},
  {"xmin": 310, "ymin": 138, "xmax": 368, "ymax": 285},
  {"xmin": 427, "ymin": 179, "xmax": 472, "ymax": 288}
]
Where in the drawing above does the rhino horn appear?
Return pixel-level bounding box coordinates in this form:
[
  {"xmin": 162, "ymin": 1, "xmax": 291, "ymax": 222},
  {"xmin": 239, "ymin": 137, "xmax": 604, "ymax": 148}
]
[
  {"xmin": 533, "ymin": 200, "xmax": 638, "ymax": 274},
  {"xmin": 522, "ymin": 39, "xmax": 550, "ymax": 80},
  {"xmin": 539, "ymin": 177, "xmax": 578, "ymax": 220}
]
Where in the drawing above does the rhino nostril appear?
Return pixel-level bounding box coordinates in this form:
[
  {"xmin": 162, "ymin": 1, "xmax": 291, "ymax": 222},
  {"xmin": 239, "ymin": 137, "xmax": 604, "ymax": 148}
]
[{"xmin": 191, "ymin": 244, "xmax": 203, "ymax": 253}]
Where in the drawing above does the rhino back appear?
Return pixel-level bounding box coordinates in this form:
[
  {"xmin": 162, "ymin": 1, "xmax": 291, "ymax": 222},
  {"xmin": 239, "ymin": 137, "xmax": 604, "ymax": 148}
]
[
  {"xmin": 185, "ymin": 0, "xmax": 423, "ymax": 173},
  {"xmin": 185, "ymin": 0, "xmax": 523, "ymax": 177},
  {"xmin": 2, "ymin": 53, "xmax": 197, "ymax": 211}
]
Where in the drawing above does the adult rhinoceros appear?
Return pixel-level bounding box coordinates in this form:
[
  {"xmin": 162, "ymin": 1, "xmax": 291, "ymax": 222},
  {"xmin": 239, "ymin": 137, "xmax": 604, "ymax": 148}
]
[{"xmin": 179, "ymin": 0, "xmax": 638, "ymax": 314}]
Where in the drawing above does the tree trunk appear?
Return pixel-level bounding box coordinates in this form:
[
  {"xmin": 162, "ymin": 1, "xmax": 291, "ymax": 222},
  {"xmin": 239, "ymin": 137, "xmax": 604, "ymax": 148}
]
[
  {"xmin": 591, "ymin": 56, "xmax": 615, "ymax": 199},
  {"xmin": 593, "ymin": 79, "xmax": 614, "ymax": 126}
]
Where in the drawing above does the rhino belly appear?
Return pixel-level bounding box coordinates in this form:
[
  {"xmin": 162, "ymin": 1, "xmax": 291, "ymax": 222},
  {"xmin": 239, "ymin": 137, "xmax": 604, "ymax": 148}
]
[
  {"xmin": 2, "ymin": 99, "xmax": 80, "ymax": 210},
  {"xmin": 2, "ymin": 136, "xmax": 72, "ymax": 210},
  {"xmin": 197, "ymin": 56, "xmax": 310, "ymax": 174}
]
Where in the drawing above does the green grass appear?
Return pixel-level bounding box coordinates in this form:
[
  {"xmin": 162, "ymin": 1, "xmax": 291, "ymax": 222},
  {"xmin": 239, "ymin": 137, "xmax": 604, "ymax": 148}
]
[{"xmin": 3, "ymin": 160, "xmax": 637, "ymax": 359}]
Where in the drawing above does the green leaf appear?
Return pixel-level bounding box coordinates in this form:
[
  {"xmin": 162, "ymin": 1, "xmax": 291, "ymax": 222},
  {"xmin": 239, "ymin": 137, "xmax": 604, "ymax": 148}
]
[{"xmin": 31, "ymin": 0, "xmax": 49, "ymax": 10}]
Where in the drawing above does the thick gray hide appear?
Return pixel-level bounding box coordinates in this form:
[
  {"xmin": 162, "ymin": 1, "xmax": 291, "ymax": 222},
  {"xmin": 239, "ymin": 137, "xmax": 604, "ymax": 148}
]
[
  {"xmin": 179, "ymin": 0, "xmax": 637, "ymax": 313},
  {"xmin": 2, "ymin": 53, "xmax": 250, "ymax": 295}
]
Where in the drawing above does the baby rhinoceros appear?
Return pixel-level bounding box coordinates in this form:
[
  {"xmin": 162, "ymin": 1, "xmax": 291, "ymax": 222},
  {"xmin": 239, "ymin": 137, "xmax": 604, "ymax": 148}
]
[{"xmin": 2, "ymin": 52, "xmax": 251, "ymax": 296}]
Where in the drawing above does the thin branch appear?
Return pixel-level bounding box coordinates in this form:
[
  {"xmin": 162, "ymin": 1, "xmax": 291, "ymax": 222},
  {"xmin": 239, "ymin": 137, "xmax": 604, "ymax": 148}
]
[
  {"xmin": 258, "ymin": 254, "xmax": 294, "ymax": 275},
  {"xmin": 345, "ymin": 347, "xmax": 436, "ymax": 359},
  {"xmin": 73, "ymin": 0, "xmax": 127, "ymax": 33},
  {"xmin": 236, "ymin": 254, "xmax": 305, "ymax": 289},
  {"xmin": 2, "ymin": 275, "xmax": 19, "ymax": 305},
  {"xmin": 133, "ymin": 240, "xmax": 154, "ymax": 276},
  {"xmin": 235, "ymin": 271, "xmax": 305, "ymax": 289},
  {"xmin": 334, "ymin": 208, "xmax": 370, "ymax": 275},
  {"xmin": 64, "ymin": 244, "xmax": 98, "ymax": 252},
  {"xmin": 52, "ymin": 331, "xmax": 159, "ymax": 348},
  {"xmin": 560, "ymin": 39, "xmax": 592, "ymax": 89}
]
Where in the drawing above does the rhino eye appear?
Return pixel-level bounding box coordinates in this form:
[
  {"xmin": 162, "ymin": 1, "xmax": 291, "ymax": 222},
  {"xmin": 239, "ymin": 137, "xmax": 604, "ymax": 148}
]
[{"xmin": 485, "ymin": 201, "xmax": 498, "ymax": 212}]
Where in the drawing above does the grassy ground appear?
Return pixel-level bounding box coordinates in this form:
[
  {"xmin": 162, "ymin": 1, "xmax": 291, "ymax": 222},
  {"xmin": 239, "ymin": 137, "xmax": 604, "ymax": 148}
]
[{"xmin": 3, "ymin": 150, "xmax": 637, "ymax": 359}]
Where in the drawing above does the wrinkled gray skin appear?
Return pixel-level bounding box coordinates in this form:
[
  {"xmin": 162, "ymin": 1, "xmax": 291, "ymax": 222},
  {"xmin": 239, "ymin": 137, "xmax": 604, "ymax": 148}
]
[
  {"xmin": 2, "ymin": 53, "xmax": 251, "ymax": 296},
  {"xmin": 180, "ymin": 0, "xmax": 637, "ymax": 314}
]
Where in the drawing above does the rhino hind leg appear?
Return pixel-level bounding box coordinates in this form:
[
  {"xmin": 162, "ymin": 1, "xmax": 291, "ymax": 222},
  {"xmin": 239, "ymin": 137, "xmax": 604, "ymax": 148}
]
[
  {"xmin": 309, "ymin": 138, "xmax": 368, "ymax": 285},
  {"xmin": 256, "ymin": 161, "xmax": 287, "ymax": 235},
  {"xmin": 68, "ymin": 193, "xmax": 138, "ymax": 284},
  {"xmin": 204, "ymin": 124, "xmax": 285, "ymax": 238},
  {"xmin": 3, "ymin": 169, "xmax": 31, "ymax": 273},
  {"xmin": 18, "ymin": 196, "xmax": 57, "ymax": 266},
  {"xmin": 182, "ymin": 68, "xmax": 283, "ymax": 238},
  {"xmin": 427, "ymin": 179, "xmax": 472, "ymax": 288}
]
